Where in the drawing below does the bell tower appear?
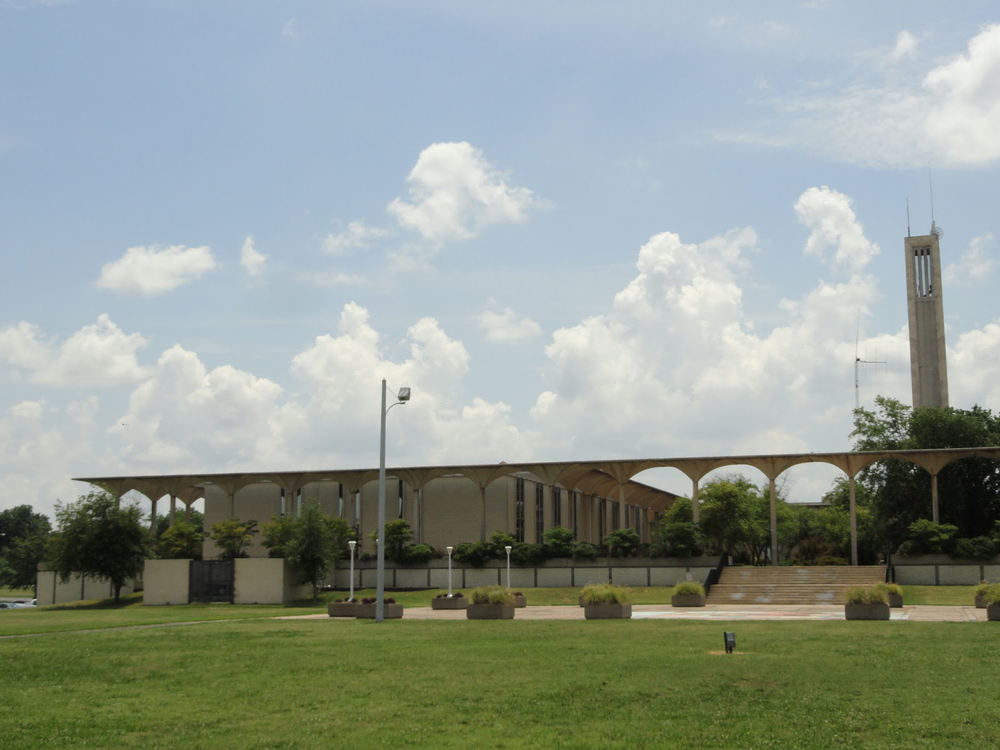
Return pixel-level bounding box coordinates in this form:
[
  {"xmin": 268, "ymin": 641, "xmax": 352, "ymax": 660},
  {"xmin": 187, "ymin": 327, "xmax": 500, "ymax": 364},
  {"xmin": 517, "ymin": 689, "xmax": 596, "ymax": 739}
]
[{"xmin": 904, "ymin": 229, "xmax": 949, "ymax": 408}]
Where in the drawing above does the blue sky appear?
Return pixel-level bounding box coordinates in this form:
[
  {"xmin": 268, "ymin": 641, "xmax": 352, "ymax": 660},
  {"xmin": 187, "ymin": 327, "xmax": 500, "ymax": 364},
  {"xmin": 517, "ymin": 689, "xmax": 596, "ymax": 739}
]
[{"xmin": 2, "ymin": 1, "xmax": 999, "ymax": 518}]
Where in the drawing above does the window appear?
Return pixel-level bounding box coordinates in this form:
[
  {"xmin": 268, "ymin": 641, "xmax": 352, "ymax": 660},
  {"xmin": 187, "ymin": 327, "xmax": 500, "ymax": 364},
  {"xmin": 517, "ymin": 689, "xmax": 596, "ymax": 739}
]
[
  {"xmin": 535, "ymin": 483, "xmax": 544, "ymax": 539},
  {"xmin": 398, "ymin": 480, "xmax": 404, "ymax": 519},
  {"xmin": 612, "ymin": 502, "xmax": 620, "ymax": 531},
  {"xmin": 570, "ymin": 491, "xmax": 577, "ymax": 538},
  {"xmin": 552, "ymin": 487, "xmax": 562, "ymax": 527},
  {"xmin": 635, "ymin": 506, "xmax": 641, "ymax": 533},
  {"xmin": 337, "ymin": 484, "xmax": 344, "ymax": 518},
  {"xmin": 279, "ymin": 488, "xmax": 286, "ymax": 517},
  {"xmin": 598, "ymin": 498, "xmax": 604, "ymax": 541},
  {"xmin": 515, "ymin": 478, "xmax": 525, "ymax": 543}
]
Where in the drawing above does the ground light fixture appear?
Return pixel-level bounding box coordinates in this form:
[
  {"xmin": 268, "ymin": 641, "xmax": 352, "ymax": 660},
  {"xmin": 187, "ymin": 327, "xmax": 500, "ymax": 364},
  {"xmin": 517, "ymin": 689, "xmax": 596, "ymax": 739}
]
[
  {"xmin": 505, "ymin": 545, "xmax": 512, "ymax": 589},
  {"xmin": 376, "ymin": 379, "xmax": 411, "ymax": 623},
  {"xmin": 348, "ymin": 540, "xmax": 357, "ymax": 601},
  {"xmin": 724, "ymin": 631, "xmax": 736, "ymax": 654},
  {"xmin": 446, "ymin": 545, "xmax": 454, "ymax": 597}
]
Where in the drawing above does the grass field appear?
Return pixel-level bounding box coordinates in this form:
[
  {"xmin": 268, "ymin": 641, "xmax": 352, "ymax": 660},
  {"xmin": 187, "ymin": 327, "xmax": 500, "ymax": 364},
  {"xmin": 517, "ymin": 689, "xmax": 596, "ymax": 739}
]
[
  {"xmin": 0, "ymin": 586, "xmax": 33, "ymax": 597},
  {"xmin": 2, "ymin": 616, "xmax": 999, "ymax": 749}
]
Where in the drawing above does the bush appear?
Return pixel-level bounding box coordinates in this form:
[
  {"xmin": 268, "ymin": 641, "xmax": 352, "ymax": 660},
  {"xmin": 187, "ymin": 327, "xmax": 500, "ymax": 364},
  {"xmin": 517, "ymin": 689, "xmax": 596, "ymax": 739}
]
[
  {"xmin": 815, "ymin": 555, "xmax": 848, "ymax": 566},
  {"xmin": 673, "ymin": 581, "xmax": 705, "ymax": 597},
  {"xmin": 875, "ymin": 582, "xmax": 903, "ymax": 597},
  {"xmin": 435, "ymin": 591, "xmax": 463, "ymax": 599},
  {"xmin": 661, "ymin": 521, "xmax": 702, "ymax": 558},
  {"xmin": 156, "ymin": 521, "xmax": 204, "ymax": 560},
  {"xmin": 580, "ymin": 582, "xmax": 632, "ymax": 605},
  {"xmin": 899, "ymin": 519, "xmax": 959, "ymax": 555},
  {"xmin": 572, "ymin": 542, "xmax": 598, "ymax": 560},
  {"xmin": 369, "ymin": 519, "xmax": 413, "ymax": 564},
  {"xmin": 951, "ymin": 536, "xmax": 997, "ymax": 561},
  {"xmin": 603, "ymin": 528, "xmax": 640, "ymax": 558},
  {"xmin": 982, "ymin": 587, "xmax": 1000, "ymax": 606},
  {"xmin": 209, "ymin": 519, "xmax": 258, "ymax": 560},
  {"xmin": 453, "ymin": 542, "xmax": 492, "ymax": 567},
  {"xmin": 470, "ymin": 585, "xmax": 513, "ymax": 605},
  {"xmin": 488, "ymin": 531, "xmax": 516, "ymax": 559},
  {"xmin": 403, "ymin": 543, "xmax": 434, "ymax": 565},
  {"xmin": 844, "ymin": 585, "xmax": 888, "ymax": 605},
  {"xmin": 510, "ymin": 542, "xmax": 547, "ymax": 565},
  {"xmin": 543, "ymin": 526, "xmax": 575, "ymax": 558}
]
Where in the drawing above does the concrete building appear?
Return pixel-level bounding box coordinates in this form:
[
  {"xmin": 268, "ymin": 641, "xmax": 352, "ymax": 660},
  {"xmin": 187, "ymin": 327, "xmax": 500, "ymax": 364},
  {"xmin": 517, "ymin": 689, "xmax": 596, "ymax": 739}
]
[{"xmin": 905, "ymin": 230, "xmax": 949, "ymax": 408}]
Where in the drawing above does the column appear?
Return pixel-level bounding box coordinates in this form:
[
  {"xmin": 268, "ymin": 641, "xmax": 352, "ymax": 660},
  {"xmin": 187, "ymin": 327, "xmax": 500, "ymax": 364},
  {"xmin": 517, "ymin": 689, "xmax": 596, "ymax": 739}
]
[
  {"xmin": 849, "ymin": 474, "xmax": 858, "ymax": 566},
  {"xmin": 618, "ymin": 483, "xmax": 627, "ymax": 535},
  {"xmin": 150, "ymin": 497, "xmax": 158, "ymax": 535},
  {"xmin": 169, "ymin": 495, "xmax": 177, "ymax": 527},
  {"xmin": 691, "ymin": 480, "xmax": 700, "ymax": 524},
  {"xmin": 479, "ymin": 486, "xmax": 488, "ymax": 542},
  {"xmin": 769, "ymin": 478, "xmax": 778, "ymax": 567},
  {"xmin": 931, "ymin": 473, "xmax": 940, "ymax": 524}
]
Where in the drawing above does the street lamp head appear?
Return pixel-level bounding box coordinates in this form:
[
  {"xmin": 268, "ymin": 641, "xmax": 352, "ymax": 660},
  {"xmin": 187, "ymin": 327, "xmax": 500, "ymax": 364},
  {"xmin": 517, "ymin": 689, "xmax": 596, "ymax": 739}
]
[
  {"xmin": 446, "ymin": 546, "xmax": 454, "ymax": 553},
  {"xmin": 348, "ymin": 540, "xmax": 357, "ymax": 550},
  {"xmin": 397, "ymin": 386, "xmax": 411, "ymax": 402},
  {"xmin": 505, "ymin": 545, "xmax": 512, "ymax": 554}
]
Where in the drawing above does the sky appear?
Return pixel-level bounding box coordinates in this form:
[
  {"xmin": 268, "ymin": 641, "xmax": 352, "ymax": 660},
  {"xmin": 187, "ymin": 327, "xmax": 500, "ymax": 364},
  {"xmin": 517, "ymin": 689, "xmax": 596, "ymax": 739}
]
[{"xmin": 2, "ymin": 1, "xmax": 999, "ymax": 520}]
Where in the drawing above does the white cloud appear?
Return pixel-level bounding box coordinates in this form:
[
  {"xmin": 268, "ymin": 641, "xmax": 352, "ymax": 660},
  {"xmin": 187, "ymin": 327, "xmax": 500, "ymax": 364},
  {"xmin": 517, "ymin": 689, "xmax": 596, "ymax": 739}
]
[
  {"xmin": 893, "ymin": 30, "xmax": 918, "ymax": 60},
  {"xmin": 323, "ymin": 220, "xmax": 391, "ymax": 254},
  {"xmin": 478, "ymin": 303, "xmax": 542, "ymax": 342},
  {"xmin": 282, "ymin": 19, "xmax": 296, "ymax": 39},
  {"xmin": 944, "ymin": 233, "xmax": 994, "ymax": 286},
  {"xmin": 240, "ymin": 235, "xmax": 267, "ymax": 276},
  {"xmin": 0, "ymin": 315, "xmax": 149, "ymax": 387},
  {"xmin": 95, "ymin": 245, "xmax": 218, "ymax": 295},
  {"xmin": 794, "ymin": 186, "xmax": 879, "ymax": 272},
  {"xmin": 387, "ymin": 142, "xmax": 539, "ymax": 243},
  {"xmin": 300, "ymin": 270, "xmax": 368, "ymax": 287},
  {"xmin": 734, "ymin": 24, "xmax": 1000, "ymax": 168}
]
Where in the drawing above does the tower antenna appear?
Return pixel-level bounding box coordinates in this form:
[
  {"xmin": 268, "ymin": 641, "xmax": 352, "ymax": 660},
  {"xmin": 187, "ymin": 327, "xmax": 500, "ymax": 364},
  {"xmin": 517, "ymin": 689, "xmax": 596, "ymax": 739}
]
[
  {"xmin": 855, "ymin": 310, "xmax": 887, "ymax": 410},
  {"xmin": 929, "ymin": 165, "xmax": 937, "ymax": 235},
  {"xmin": 906, "ymin": 198, "xmax": 911, "ymax": 237}
]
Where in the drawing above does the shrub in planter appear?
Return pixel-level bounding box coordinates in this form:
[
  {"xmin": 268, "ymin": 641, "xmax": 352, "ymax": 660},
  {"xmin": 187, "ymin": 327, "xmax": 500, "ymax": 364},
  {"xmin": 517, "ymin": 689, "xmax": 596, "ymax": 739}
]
[
  {"xmin": 981, "ymin": 585, "xmax": 1000, "ymax": 621},
  {"xmin": 431, "ymin": 591, "xmax": 467, "ymax": 610},
  {"xmin": 952, "ymin": 536, "xmax": 997, "ymax": 561},
  {"xmin": 572, "ymin": 542, "xmax": 599, "ymax": 561},
  {"xmin": 603, "ymin": 528, "xmax": 640, "ymax": 558},
  {"xmin": 581, "ymin": 583, "xmax": 633, "ymax": 619},
  {"xmin": 511, "ymin": 543, "xmax": 547, "ymax": 566},
  {"xmin": 973, "ymin": 581, "xmax": 998, "ymax": 609},
  {"xmin": 355, "ymin": 597, "xmax": 404, "ymax": 619},
  {"xmin": 327, "ymin": 597, "xmax": 359, "ymax": 617},
  {"xmin": 511, "ymin": 591, "xmax": 527, "ymax": 608},
  {"xmin": 543, "ymin": 526, "xmax": 576, "ymax": 558},
  {"xmin": 671, "ymin": 581, "xmax": 706, "ymax": 607},
  {"xmin": 876, "ymin": 582, "xmax": 904, "ymax": 608},
  {"xmin": 488, "ymin": 531, "xmax": 516, "ymax": 559},
  {"xmin": 467, "ymin": 585, "xmax": 515, "ymax": 619},
  {"xmin": 844, "ymin": 585, "xmax": 890, "ymax": 620},
  {"xmin": 403, "ymin": 543, "xmax": 434, "ymax": 565}
]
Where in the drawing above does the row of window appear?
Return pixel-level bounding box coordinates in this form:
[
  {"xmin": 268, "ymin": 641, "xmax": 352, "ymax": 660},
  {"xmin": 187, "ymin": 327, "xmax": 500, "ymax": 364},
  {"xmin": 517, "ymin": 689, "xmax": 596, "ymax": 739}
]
[{"xmin": 512, "ymin": 478, "xmax": 642, "ymax": 542}]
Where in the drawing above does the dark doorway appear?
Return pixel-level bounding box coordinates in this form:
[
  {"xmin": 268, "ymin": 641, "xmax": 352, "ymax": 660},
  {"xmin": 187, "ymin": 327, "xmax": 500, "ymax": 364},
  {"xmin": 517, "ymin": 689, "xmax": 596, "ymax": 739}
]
[{"xmin": 188, "ymin": 560, "xmax": 234, "ymax": 603}]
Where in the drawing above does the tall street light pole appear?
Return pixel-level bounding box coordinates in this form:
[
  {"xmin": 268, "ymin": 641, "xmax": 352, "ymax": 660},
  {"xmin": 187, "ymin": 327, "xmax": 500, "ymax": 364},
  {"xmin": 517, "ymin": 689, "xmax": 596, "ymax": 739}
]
[{"xmin": 376, "ymin": 378, "xmax": 410, "ymax": 623}]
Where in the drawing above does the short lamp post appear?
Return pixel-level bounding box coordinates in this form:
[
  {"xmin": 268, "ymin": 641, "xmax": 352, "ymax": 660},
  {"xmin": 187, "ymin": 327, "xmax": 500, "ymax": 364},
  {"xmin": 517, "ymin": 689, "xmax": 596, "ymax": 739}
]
[
  {"xmin": 376, "ymin": 379, "xmax": 411, "ymax": 623},
  {"xmin": 505, "ymin": 545, "xmax": 512, "ymax": 590},
  {"xmin": 348, "ymin": 540, "xmax": 357, "ymax": 602},
  {"xmin": 446, "ymin": 545, "xmax": 454, "ymax": 597}
]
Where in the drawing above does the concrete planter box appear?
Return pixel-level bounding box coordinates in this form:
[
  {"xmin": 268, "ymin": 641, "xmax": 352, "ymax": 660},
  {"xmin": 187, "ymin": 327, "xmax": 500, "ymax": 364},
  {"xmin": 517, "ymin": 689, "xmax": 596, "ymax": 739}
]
[
  {"xmin": 976, "ymin": 595, "xmax": 986, "ymax": 609},
  {"xmin": 845, "ymin": 602, "xmax": 890, "ymax": 620},
  {"xmin": 671, "ymin": 593, "xmax": 706, "ymax": 607},
  {"xmin": 512, "ymin": 593, "xmax": 527, "ymax": 608},
  {"xmin": 355, "ymin": 603, "xmax": 404, "ymax": 619},
  {"xmin": 584, "ymin": 603, "xmax": 632, "ymax": 619},
  {"xmin": 327, "ymin": 601, "xmax": 359, "ymax": 617},
  {"xmin": 888, "ymin": 593, "xmax": 903, "ymax": 608},
  {"xmin": 987, "ymin": 603, "xmax": 1000, "ymax": 621},
  {"xmin": 431, "ymin": 596, "xmax": 468, "ymax": 610},
  {"xmin": 467, "ymin": 603, "xmax": 515, "ymax": 619}
]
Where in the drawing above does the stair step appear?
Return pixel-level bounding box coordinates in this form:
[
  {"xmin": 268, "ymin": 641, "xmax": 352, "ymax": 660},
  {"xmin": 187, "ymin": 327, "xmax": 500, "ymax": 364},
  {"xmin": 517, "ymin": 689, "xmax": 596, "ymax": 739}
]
[{"xmin": 706, "ymin": 565, "xmax": 885, "ymax": 605}]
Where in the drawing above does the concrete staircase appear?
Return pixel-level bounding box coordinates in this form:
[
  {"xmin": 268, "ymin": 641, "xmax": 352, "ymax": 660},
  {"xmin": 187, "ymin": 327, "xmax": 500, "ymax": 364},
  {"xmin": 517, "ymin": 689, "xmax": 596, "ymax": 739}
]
[{"xmin": 706, "ymin": 565, "xmax": 885, "ymax": 606}]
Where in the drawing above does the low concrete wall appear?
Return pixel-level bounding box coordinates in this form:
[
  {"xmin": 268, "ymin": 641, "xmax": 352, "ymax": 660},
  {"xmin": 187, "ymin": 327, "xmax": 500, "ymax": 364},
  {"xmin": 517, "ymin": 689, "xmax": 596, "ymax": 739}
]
[
  {"xmin": 35, "ymin": 571, "xmax": 136, "ymax": 605},
  {"xmin": 234, "ymin": 558, "xmax": 309, "ymax": 604},
  {"xmin": 143, "ymin": 559, "xmax": 191, "ymax": 605},
  {"xmin": 893, "ymin": 554, "xmax": 1000, "ymax": 585},
  {"xmin": 332, "ymin": 557, "xmax": 717, "ymax": 590}
]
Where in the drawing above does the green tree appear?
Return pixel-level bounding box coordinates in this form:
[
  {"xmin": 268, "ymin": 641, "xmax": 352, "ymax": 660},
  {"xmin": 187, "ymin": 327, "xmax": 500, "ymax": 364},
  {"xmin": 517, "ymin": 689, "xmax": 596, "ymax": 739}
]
[
  {"xmin": 155, "ymin": 509, "xmax": 204, "ymax": 540},
  {"xmin": 49, "ymin": 491, "xmax": 148, "ymax": 603},
  {"xmin": 209, "ymin": 519, "xmax": 258, "ymax": 560},
  {"xmin": 156, "ymin": 521, "xmax": 204, "ymax": 560},
  {"xmin": 603, "ymin": 528, "xmax": 640, "ymax": 557},
  {"xmin": 369, "ymin": 519, "xmax": 414, "ymax": 564},
  {"xmin": 261, "ymin": 515, "xmax": 296, "ymax": 558},
  {"xmin": 542, "ymin": 526, "xmax": 575, "ymax": 558},
  {"xmin": 0, "ymin": 505, "xmax": 51, "ymax": 592},
  {"xmin": 851, "ymin": 396, "xmax": 1000, "ymax": 552},
  {"xmin": 286, "ymin": 502, "xmax": 353, "ymax": 602},
  {"xmin": 651, "ymin": 499, "xmax": 702, "ymax": 558},
  {"xmin": 699, "ymin": 476, "xmax": 755, "ymax": 557}
]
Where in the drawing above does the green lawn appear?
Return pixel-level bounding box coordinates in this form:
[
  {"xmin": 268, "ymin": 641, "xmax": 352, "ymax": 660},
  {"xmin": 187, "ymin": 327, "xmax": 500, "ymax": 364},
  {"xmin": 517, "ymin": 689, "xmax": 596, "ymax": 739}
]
[
  {"xmin": 2, "ymin": 617, "xmax": 999, "ymax": 748},
  {"xmin": 0, "ymin": 586, "xmax": 33, "ymax": 597},
  {"xmin": 901, "ymin": 585, "xmax": 977, "ymax": 605}
]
